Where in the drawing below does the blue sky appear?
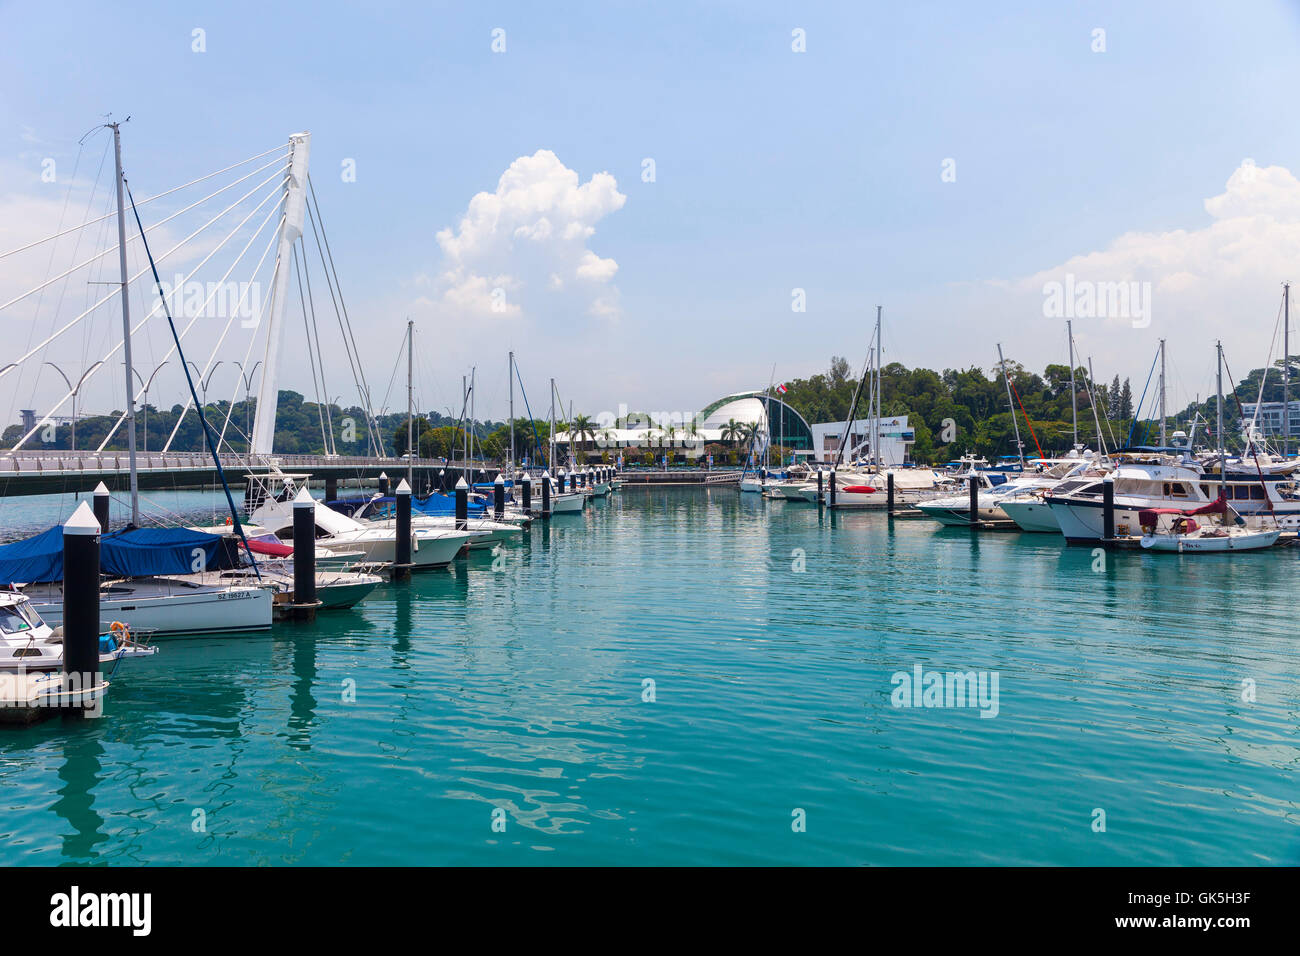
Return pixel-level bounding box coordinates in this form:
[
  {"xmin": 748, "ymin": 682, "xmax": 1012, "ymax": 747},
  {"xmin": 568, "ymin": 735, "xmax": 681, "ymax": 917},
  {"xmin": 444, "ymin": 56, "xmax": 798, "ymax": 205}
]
[{"xmin": 3, "ymin": 0, "xmax": 1300, "ymax": 426}]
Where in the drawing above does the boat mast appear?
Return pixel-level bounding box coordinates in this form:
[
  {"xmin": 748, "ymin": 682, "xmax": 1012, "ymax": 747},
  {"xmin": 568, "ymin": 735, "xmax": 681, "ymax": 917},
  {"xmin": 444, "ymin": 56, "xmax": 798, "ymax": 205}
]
[
  {"xmin": 1067, "ymin": 319, "xmax": 1078, "ymax": 449},
  {"xmin": 470, "ymin": 366, "xmax": 476, "ymax": 471},
  {"xmin": 1217, "ymin": 340, "xmax": 1225, "ymax": 502},
  {"xmin": 1087, "ymin": 356, "xmax": 1108, "ymax": 457},
  {"xmin": 1159, "ymin": 338, "xmax": 1167, "ymax": 447},
  {"xmin": 1284, "ymin": 282, "xmax": 1291, "ymax": 457},
  {"xmin": 110, "ymin": 120, "xmax": 140, "ymax": 526},
  {"xmin": 996, "ymin": 343, "xmax": 1024, "ymax": 465},
  {"xmin": 549, "ymin": 377, "xmax": 556, "ymax": 471},
  {"xmin": 406, "ymin": 318, "xmax": 414, "ymax": 491},
  {"xmin": 508, "ymin": 351, "xmax": 515, "ymax": 475},
  {"xmin": 873, "ymin": 306, "xmax": 882, "ymax": 470}
]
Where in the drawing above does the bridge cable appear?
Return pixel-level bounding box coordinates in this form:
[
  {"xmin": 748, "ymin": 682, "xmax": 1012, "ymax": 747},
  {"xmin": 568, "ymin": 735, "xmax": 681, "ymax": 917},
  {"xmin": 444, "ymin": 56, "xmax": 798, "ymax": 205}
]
[
  {"xmin": 1, "ymin": 166, "xmax": 290, "ymax": 403},
  {"xmin": 306, "ymin": 176, "xmax": 383, "ymax": 455},
  {"xmin": 125, "ymin": 184, "xmax": 260, "ymax": 579},
  {"xmin": 302, "ymin": 193, "xmax": 378, "ymax": 455},
  {"xmin": 292, "ymin": 245, "xmax": 330, "ymax": 453},
  {"xmin": 0, "ymin": 156, "xmax": 290, "ymax": 313},
  {"xmin": 96, "ymin": 184, "xmax": 289, "ymax": 452},
  {"xmin": 0, "ymin": 144, "xmax": 289, "ymax": 262}
]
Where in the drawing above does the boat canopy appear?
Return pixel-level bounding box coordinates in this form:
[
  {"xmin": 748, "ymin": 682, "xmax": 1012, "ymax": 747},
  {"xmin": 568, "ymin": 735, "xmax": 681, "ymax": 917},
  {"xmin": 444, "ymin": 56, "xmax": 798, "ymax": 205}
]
[
  {"xmin": 325, "ymin": 494, "xmax": 488, "ymax": 519},
  {"xmin": 0, "ymin": 526, "xmax": 65, "ymax": 585},
  {"xmin": 0, "ymin": 525, "xmax": 238, "ymax": 585},
  {"xmin": 1137, "ymin": 495, "xmax": 1228, "ymax": 528},
  {"xmin": 101, "ymin": 527, "xmax": 240, "ymax": 578},
  {"xmin": 246, "ymin": 538, "xmax": 294, "ymax": 557}
]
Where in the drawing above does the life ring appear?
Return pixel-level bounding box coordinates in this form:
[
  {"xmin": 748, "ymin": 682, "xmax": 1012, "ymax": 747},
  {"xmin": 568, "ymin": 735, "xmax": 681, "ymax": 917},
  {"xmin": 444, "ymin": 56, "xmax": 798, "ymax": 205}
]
[
  {"xmin": 109, "ymin": 620, "xmax": 131, "ymax": 644},
  {"xmin": 225, "ymin": 517, "xmax": 232, "ymax": 525}
]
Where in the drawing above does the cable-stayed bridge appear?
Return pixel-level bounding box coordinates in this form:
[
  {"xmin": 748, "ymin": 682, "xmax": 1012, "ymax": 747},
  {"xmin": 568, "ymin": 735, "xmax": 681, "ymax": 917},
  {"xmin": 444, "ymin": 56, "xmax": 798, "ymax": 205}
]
[
  {"xmin": 0, "ymin": 451, "xmax": 498, "ymax": 497},
  {"xmin": 0, "ymin": 126, "xmax": 450, "ymax": 503}
]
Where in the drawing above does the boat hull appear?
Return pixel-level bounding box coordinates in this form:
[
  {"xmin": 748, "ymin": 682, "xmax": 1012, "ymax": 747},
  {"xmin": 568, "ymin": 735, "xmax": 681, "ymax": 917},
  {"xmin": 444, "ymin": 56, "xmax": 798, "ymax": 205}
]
[
  {"xmin": 550, "ymin": 493, "xmax": 585, "ymax": 514},
  {"xmin": 998, "ymin": 498, "xmax": 1061, "ymax": 533},
  {"xmin": 1140, "ymin": 529, "xmax": 1280, "ymax": 551},
  {"xmin": 29, "ymin": 582, "xmax": 273, "ymax": 638}
]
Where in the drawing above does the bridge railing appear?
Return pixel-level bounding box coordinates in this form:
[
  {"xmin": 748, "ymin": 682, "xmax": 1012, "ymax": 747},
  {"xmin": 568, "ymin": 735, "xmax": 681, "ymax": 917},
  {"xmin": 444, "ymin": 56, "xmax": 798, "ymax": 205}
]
[{"xmin": 0, "ymin": 450, "xmax": 493, "ymax": 475}]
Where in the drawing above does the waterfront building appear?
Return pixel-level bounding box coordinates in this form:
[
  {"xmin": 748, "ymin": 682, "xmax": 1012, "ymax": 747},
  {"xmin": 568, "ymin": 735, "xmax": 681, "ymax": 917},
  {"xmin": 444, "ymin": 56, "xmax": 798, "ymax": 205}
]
[{"xmin": 809, "ymin": 415, "xmax": 916, "ymax": 465}]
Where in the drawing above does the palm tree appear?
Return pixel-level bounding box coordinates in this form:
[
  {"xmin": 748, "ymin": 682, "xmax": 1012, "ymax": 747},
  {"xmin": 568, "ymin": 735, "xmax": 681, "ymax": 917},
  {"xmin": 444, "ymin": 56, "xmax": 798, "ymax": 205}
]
[
  {"xmin": 571, "ymin": 413, "xmax": 596, "ymax": 453},
  {"xmin": 721, "ymin": 418, "xmax": 743, "ymax": 445}
]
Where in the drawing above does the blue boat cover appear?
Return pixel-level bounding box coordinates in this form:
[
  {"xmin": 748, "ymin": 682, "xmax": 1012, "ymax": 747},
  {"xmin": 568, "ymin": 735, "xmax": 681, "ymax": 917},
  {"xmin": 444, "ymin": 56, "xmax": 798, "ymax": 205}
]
[
  {"xmin": 327, "ymin": 494, "xmax": 488, "ymax": 518},
  {"xmin": 0, "ymin": 525, "xmax": 236, "ymax": 585},
  {"xmin": 0, "ymin": 525, "xmax": 65, "ymax": 585},
  {"xmin": 101, "ymin": 526, "xmax": 237, "ymax": 577}
]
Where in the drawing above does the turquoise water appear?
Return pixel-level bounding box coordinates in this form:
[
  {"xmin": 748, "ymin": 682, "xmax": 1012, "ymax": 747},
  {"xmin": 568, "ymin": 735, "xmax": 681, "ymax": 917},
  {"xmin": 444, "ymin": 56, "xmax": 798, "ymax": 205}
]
[{"xmin": 1, "ymin": 485, "xmax": 1298, "ymax": 865}]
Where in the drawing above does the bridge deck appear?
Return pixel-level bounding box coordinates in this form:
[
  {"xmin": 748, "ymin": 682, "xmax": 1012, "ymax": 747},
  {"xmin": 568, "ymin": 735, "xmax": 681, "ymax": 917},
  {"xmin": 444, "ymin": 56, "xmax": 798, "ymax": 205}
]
[{"xmin": 0, "ymin": 452, "xmax": 498, "ymax": 496}]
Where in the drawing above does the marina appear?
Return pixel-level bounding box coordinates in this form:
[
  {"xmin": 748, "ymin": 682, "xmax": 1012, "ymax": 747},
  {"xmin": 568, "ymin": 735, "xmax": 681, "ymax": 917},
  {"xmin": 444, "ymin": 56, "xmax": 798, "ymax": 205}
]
[
  {"xmin": 0, "ymin": 485, "xmax": 1297, "ymax": 864},
  {"xmin": 5, "ymin": 4, "xmax": 1300, "ymax": 919}
]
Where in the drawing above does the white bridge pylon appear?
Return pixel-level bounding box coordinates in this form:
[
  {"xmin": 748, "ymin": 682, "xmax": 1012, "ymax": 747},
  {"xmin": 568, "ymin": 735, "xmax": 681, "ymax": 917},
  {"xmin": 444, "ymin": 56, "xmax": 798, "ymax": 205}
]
[{"xmin": 250, "ymin": 131, "xmax": 311, "ymax": 456}]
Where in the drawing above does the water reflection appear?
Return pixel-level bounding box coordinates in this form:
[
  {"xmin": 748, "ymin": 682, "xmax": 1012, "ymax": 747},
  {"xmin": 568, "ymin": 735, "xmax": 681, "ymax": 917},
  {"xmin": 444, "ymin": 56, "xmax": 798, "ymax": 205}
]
[{"xmin": 53, "ymin": 726, "xmax": 107, "ymax": 861}]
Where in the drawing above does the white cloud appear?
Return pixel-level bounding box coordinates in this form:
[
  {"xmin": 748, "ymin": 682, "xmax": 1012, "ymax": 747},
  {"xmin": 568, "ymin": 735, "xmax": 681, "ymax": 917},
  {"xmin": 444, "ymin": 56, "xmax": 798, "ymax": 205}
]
[
  {"xmin": 908, "ymin": 161, "xmax": 1300, "ymax": 407},
  {"xmin": 429, "ymin": 149, "xmax": 626, "ymax": 320}
]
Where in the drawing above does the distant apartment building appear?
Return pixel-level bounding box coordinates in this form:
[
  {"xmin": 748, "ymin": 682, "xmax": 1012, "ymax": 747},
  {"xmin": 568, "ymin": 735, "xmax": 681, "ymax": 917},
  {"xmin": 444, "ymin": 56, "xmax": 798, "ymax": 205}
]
[{"xmin": 1240, "ymin": 401, "xmax": 1300, "ymax": 437}]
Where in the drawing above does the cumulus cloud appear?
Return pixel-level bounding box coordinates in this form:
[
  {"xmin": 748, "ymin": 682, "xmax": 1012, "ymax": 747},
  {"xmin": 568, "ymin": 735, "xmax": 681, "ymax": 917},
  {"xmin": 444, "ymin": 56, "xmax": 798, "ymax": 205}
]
[
  {"xmin": 917, "ymin": 160, "xmax": 1300, "ymax": 398},
  {"xmin": 426, "ymin": 150, "xmax": 625, "ymax": 320},
  {"xmin": 1016, "ymin": 161, "xmax": 1300, "ymax": 308}
]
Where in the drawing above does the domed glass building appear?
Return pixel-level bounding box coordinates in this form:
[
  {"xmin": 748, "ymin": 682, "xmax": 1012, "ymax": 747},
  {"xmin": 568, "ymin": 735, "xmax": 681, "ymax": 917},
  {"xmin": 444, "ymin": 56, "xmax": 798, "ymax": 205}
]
[
  {"xmin": 694, "ymin": 391, "xmax": 813, "ymax": 451},
  {"xmin": 555, "ymin": 389, "xmax": 814, "ymax": 456}
]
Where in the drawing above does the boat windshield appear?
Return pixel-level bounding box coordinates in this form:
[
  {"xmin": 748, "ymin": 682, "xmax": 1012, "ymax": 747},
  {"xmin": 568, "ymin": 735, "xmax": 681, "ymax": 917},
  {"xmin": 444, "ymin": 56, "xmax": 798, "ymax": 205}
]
[
  {"xmin": 1052, "ymin": 479, "xmax": 1096, "ymax": 496},
  {"xmin": 1045, "ymin": 461, "xmax": 1082, "ymax": 479},
  {"xmin": 0, "ymin": 601, "xmax": 37, "ymax": 634}
]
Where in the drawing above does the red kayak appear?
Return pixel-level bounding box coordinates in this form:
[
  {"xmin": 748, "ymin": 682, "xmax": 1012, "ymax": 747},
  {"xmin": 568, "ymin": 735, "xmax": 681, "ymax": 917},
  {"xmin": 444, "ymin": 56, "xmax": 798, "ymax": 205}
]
[{"xmin": 842, "ymin": 485, "xmax": 877, "ymax": 494}]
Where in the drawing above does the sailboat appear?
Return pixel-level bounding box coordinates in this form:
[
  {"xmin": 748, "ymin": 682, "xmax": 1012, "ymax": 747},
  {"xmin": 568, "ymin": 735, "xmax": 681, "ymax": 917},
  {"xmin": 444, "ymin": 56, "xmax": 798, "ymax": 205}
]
[
  {"xmin": 545, "ymin": 379, "xmax": 585, "ymax": 512},
  {"xmin": 6, "ymin": 523, "xmax": 273, "ymax": 637},
  {"xmin": 343, "ymin": 493, "xmax": 523, "ymax": 549},
  {"xmin": 1, "ymin": 123, "xmax": 275, "ymax": 638},
  {"xmin": 245, "ymin": 473, "xmax": 477, "ymax": 567}
]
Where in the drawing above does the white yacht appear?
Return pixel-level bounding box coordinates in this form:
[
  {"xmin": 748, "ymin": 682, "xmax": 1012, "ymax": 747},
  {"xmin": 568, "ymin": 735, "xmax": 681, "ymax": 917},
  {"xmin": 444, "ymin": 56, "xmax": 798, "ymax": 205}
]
[
  {"xmin": 1046, "ymin": 453, "xmax": 1300, "ymax": 542},
  {"xmin": 994, "ymin": 458, "xmax": 1109, "ymax": 533},
  {"xmin": 912, "ymin": 471, "xmax": 1012, "ymax": 524},
  {"xmin": 2, "ymin": 522, "xmax": 275, "ymax": 638},
  {"xmin": 246, "ymin": 474, "xmax": 476, "ymax": 568},
  {"xmin": 0, "ymin": 589, "xmax": 158, "ymax": 673},
  {"xmin": 344, "ymin": 494, "xmax": 522, "ymax": 549},
  {"xmin": 1043, "ymin": 457, "xmax": 1202, "ymax": 543},
  {"xmin": 26, "ymin": 576, "xmax": 272, "ymax": 637}
]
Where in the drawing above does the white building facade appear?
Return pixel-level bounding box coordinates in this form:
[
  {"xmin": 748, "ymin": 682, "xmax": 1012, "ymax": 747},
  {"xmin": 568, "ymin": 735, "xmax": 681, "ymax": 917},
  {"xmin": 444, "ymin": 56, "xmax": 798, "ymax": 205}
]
[{"xmin": 809, "ymin": 415, "xmax": 915, "ymax": 465}]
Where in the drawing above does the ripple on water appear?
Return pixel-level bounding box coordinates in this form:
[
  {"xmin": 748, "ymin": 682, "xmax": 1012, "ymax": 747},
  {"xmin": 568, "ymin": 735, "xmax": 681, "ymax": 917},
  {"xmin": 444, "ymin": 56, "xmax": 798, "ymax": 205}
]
[{"xmin": 0, "ymin": 486, "xmax": 1297, "ymax": 864}]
